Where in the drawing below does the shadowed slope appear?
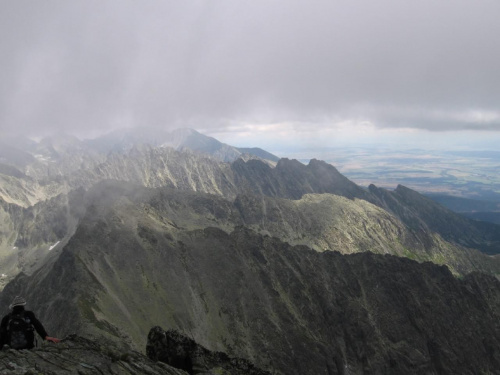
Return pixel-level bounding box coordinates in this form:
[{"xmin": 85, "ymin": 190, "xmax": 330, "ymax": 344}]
[
  {"xmin": 370, "ymin": 184, "xmax": 500, "ymax": 254},
  {"xmin": 2, "ymin": 211, "xmax": 499, "ymax": 374}
]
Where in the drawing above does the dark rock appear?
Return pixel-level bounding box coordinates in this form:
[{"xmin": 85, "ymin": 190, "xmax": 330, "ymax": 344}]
[
  {"xmin": 0, "ymin": 334, "xmax": 187, "ymax": 374},
  {"xmin": 231, "ymin": 157, "xmax": 373, "ymax": 201},
  {"xmin": 147, "ymin": 326, "xmax": 271, "ymax": 375}
]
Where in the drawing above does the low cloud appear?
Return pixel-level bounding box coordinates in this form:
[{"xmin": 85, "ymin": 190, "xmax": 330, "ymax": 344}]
[{"xmin": 1, "ymin": 1, "xmax": 499, "ymax": 139}]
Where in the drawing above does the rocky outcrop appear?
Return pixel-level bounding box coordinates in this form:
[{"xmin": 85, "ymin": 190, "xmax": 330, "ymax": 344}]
[
  {"xmin": 147, "ymin": 327, "xmax": 271, "ymax": 375},
  {"xmin": 0, "ymin": 334, "xmax": 187, "ymax": 375}
]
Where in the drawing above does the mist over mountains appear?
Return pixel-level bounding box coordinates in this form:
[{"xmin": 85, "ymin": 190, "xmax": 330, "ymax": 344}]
[{"xmin": 1, "ymin": 128, "xmax": 500, "ymax": 374}]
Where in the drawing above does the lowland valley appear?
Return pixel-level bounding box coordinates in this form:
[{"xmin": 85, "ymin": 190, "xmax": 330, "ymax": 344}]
[{"xmin": 290, "ymin": 147, "xmax": 500, "ymax": 199}]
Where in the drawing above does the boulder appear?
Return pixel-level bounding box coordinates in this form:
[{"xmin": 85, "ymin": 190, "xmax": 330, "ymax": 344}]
[{"xmin": 146, "ymin": 326, "xmax": 271, "ymax": 375}]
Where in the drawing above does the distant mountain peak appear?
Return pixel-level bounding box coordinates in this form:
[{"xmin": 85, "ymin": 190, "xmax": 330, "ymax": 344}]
[
  {"xmin": 170, "ymin": 127, "xmax": 198, "ymax": 136},
  {"xmin": 86, "ymin": 127, "xmax": 279, "ymax": 164}
]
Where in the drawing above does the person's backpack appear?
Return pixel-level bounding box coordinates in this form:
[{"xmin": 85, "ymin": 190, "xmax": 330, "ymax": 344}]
[{"xmin": 7, "ymin": 311, "xmax": 34, "ymax": 349}]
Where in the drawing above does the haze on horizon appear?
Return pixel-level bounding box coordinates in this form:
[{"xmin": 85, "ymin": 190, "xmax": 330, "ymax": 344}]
[{"xmin": 1, "ymin": 1, "xmax": 500, "ymax": 153}]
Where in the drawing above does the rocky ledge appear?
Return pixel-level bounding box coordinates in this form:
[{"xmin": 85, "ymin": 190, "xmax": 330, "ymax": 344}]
[
  {"xmin": 0, "ymin": 329, "xmax": 270, "ymax": 375},
  {"xmin": 0, "ymin": 334, "xmax": 187, "ymax": 375}
]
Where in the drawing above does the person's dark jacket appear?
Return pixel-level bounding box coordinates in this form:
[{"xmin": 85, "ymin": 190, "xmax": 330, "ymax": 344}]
[{"xmin": 0, "ymin": 306, "xmax": 48, "ymax": 349}]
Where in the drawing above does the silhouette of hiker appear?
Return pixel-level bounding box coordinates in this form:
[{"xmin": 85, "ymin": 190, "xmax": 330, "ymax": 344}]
[{"xmin": 0, "ymin": 296, "xmax": 60, "ymax": 349}]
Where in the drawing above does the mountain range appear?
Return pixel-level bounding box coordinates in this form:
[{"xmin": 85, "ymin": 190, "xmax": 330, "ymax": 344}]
[{"xmin": 1, "ymin": 128, "xmax": 500, "ymax": 374}]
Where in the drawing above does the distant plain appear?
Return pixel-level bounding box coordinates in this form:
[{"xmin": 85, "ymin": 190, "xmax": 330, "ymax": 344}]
[
  {"xmin": 280, "ymin": 147, "xmax": 500, "ymax": 225},
  {"xmin": 288, "ymin": 148, "xmax": 500, "ymax": 200}
]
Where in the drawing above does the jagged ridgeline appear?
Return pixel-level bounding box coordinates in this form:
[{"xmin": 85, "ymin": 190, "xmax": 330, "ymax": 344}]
[{"xmin": 1, "ymin": 130, "xmax": 500, "ymax": 374}]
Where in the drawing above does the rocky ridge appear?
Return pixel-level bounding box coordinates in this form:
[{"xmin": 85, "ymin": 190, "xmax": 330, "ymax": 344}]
[
  {"xmin": 2, "ymin": 131, "xmax": 499, "ymax": 261},
  {"xmin": 0, "ymin": 334, "xmax": 187, "ymax": 375},
  {"xmin": 0, "ymin": 129, "xmax": 278, "ymax": 207},
  {"xmin": 1, "ymin": 130, "xmax": 500, "ymax": 374},
  {"xmin": 3, "ymin": 138, "xmax": 499, "ymax": 258},
  {"xmin": 2, "ymin": 223, "xmax": 500, "ymax": 374},
  {"xmin": 370, "ymin": 184, "xmax": 500, "ymax": 255},
  {"xmin": 0, "ymin": 329, "xmax": 270, "ymax": 375},
  {"xmin": 1, "ymin": 179, "xmax": 498, "ymax": 287}
]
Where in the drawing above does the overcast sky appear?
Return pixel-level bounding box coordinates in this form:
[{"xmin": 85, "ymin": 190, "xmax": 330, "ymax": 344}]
[{"xmin": 1, "ymin": 1, "xmax": 500, "ymax": 150}]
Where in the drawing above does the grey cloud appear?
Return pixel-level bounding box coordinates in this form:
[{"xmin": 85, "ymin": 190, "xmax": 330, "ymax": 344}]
[{"xmin": 1, "ymin": 0, "xmax": 500, "ymax": 137}]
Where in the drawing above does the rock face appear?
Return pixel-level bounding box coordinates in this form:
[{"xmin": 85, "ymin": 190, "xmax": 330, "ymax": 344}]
[
  {"xmin": 0, "ymin": 129, "xmax": 277, "ymax": 207},
  {"xmin": 147, "ymin": 327, "xmax": 271, "ymax": 375},
  {"xmin": 0, "ymin": 334, "xmax": 187, "ymax": 375},
  {"xmin": 2, "ymin": 224, "xmax": 500, "ymax": 375}
]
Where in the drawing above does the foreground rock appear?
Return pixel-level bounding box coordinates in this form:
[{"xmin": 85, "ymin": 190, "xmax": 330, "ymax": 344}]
[
  {"xmin": 147, "ymin": 327, "xmax": 271, "ymax": 375},
  {"xmin": 0, "ymin": 334, "xmax": 187, "ymax": 375}
]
